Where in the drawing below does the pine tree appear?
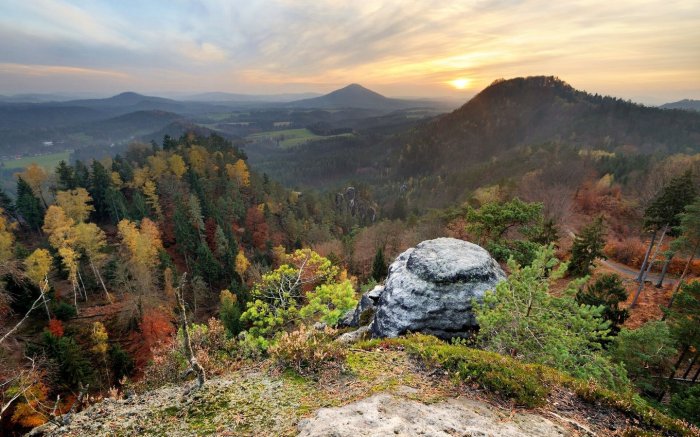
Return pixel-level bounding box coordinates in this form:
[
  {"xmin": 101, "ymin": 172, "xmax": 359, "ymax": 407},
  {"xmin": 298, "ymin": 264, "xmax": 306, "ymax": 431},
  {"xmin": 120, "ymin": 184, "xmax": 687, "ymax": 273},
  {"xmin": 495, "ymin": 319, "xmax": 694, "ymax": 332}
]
[
  {"xmin": 55, "ymin": 160, "xmax": 77, "ymax": 191},
  {"xmin": 89, "ymin": 160, "xmax": 112, "ymax": 221},
  {"xmin": 568, "ymin": 216, "xmax": 606, "ymax": 277},
  {"xmin": 371, "ymin": 247, "xmax": 388, "ymax": 281},
  {"xmin": 666, "ymin": 196, "xmax": 700, "ymax": 310},
  {"xmin": 638, "ymin": 171, "xmax": 697, "ymax": 282},
  {"xmin": 15, "ymin": 177, "xmax": 45, "ymax": 231},
  {"xmin": 576, "ymin": 274, "xmax": 628, "ymax": 336}
]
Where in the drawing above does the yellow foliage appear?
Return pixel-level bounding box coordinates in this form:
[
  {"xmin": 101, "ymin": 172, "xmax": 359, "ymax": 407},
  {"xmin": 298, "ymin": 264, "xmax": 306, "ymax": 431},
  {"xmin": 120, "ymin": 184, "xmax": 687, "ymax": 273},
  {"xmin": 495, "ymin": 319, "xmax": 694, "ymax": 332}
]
[
  {"xmin": 132, "ymin": 167, "xmax": 151, "ymax": 188},
  {"xmin": 143, "ymin": 179, "xmax": 162, "ymax": 217},
  {"xmin": 117, "ymin": 218, "xmax": 162, "ymax": 269},
  {"xmin": 188, "ymin": 145, "xmax": 209, "ymax": 176},
  {"xmin": 17, "ymin": 163, "xmax": 48, "ymax": 198},
  {"xmin": 91, "ymin": 321, "xmax": 109, "ymax": 356},
  {"xmin": 42, "ymin": 205, "xmax": 75, "ymax": 249},
  {"xmin": 0, "ymin": 208, "xmax": 15, "ymax": 263},
  {"xmin": 147, "ymin": 153, "xmax": 168, "ymax": 179},
  {"xmin": 168, "ymin": 154, "xmax": 187, "ymax": 178},
  {"xmin": 55, "ymin": 188, "xmax": 94, "ymax": 223},
  {"xmin": 24, "ymin": 249, "xmax": 52, "ymax": 287},
  {"xmin": 111, "ymin": 171, "xmax": 123, "ymax": 187},
  {"xmin": 226, "ymin": 159, "xmax": 250, "ymax": 187},
  {"xmin": 57, "ymin": 246, "xmax": 78, "ymax": 283},
  {"xmin": 235, "ymin": 251, "xmax": 250, "ymax": 276},
  {"xmin": 73, "ymin": 222, "xmax": 107, "ymax": 261}
]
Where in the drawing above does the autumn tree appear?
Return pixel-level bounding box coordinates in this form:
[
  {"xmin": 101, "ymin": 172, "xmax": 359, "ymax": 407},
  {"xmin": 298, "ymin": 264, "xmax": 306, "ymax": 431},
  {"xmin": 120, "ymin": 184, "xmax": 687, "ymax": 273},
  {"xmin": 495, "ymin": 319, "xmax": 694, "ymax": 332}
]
[
  {"xmin": 17, "ymin": 163, "xmax": 49, "ymax": 208},
  {"xmin": 226, "ymin": 160, "xmax": 250, "ymax": 187},
  {"xmin": 0, "ymin": 208, "xmax": 15, "ymax": 263},
  {"xmin": 73, "ymin": 222, "xmax": 111, "ymax": 302},
  {"xmin": 55, "ymin": 188, "xmax": 94, "ymax": 223},
  {"xmin": 24, "ymin": 249, "xmax": 53, "ymax": 320},
  {"xmin": 117, "ymin": 218, "xmax": 163, "ymax": 296}
]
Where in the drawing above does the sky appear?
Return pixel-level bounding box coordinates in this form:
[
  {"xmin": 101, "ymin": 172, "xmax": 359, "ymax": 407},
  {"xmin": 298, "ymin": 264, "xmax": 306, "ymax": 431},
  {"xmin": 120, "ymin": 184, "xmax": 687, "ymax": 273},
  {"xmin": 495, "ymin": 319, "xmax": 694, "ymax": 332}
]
[{"xmin": 0, "ymin": 0, "xmax": 698, "ymax": 104}]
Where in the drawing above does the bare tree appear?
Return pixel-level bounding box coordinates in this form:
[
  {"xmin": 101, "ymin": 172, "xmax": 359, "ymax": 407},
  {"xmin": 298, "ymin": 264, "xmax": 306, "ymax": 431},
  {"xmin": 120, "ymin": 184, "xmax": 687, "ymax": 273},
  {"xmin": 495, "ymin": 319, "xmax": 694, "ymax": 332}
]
[{"xmin": 174, "ymin": 274, "xmax": 205, "ymax": 393}]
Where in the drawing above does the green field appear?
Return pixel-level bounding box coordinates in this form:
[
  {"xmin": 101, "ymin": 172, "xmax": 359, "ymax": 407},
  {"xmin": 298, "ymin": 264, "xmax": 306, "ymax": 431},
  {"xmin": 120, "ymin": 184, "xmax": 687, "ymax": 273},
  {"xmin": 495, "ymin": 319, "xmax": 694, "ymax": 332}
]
[
  {"xmin": 1, "ymin": 150, "xmax": 72, "ymax": 170},
  {"xmin": 247, "ymin": 128, "xmax": 353, "ymax": 148}
]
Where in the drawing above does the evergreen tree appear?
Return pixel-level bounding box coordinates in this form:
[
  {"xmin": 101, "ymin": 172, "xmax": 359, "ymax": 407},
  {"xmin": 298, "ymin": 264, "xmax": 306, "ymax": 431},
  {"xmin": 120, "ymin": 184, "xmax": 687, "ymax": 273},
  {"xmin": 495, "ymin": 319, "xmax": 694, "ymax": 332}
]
[
  {"xmin": 89, "ymin": 161, "xmax": 112, "ymax": 221},
  {"xmin": 568, "ymin": 216, "xmax": 606, "ymax": 277},
  {"xmin": 576, "ymin": 274, "xmax": 628, "ymax": 336},
  {"xmin": 15, "ymin": 177, "xmax": 44, "ymax": 231},
  {"xmin": 73, "ymin": 160, "xmax": 90, "ymax": 188},
  {"xmin": 371, "ymin": 247, "xmax": 388, "ymax": 281},
  {"xmin": 55, "ymin": 160, "xmax": 77, "ymax": 191},
  {"xmin": 638, "ymin": 171, "xmax": 697, "ymax": 281},
  {"xmin": 667, "ymin": 196, "xmax": 700, "ymax": 310},
  {"xmin": 0, "ymin": 187, "xmax": 14, "ymax": 216}
]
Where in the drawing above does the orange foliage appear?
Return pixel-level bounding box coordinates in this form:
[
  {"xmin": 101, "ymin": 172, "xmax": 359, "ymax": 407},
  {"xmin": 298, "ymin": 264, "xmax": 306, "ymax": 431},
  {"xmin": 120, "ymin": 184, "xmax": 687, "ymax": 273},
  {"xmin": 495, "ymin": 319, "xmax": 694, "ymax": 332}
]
[
  {"xmin": 11, "ymin": 380, "xmax": 49, "ymax": 428},
  {"xmin": 604, "ymin": 237, "xmax": 647, "ymax": 268},
  {"xmin": 130, "ymin": 308, "xmax": 175, "ymax": 369},
  {"xmin": 245, "ymin": 206, "xmax": 268, "ymax": 250},
  {"xmin": 47, "ymin": 318, "xmax": 64, "ymax": 338}
]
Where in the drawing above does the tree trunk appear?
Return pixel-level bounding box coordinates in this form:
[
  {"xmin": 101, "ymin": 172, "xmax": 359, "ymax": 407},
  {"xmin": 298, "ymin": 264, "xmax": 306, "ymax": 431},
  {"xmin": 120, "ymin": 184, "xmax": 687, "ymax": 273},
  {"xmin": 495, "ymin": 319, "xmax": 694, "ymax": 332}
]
[
  {"xmin": 682, "ymin": 352, "xmax": 699, "ymax": 379},
  {"xmin": 89, "ymin": 257, "xmax": 112, "ymax": 303},
  {"xmin": 77, "ymin": 269, "xmax": 88, "ymax": 301},
  {"xmin": 637, "ymin": 229, "xmax": 658, "ymax": 282},
  {"xmin": 631, "ymin": 224, "xmax": 668, "ymax": 308},
  {"xmin": 658, "ymin": 345, "xmax": 689, "ymax": 401},
  {"xmin": 665, "ymin": 243, "xmax": 698, "ymax": 314},
  {"xmin": 655, "ymin": 252, "xmax": 673, "ymax": 288},
  {"xmin": 692, "ymin": 361, "xmax": 700, "ymax": 383}
]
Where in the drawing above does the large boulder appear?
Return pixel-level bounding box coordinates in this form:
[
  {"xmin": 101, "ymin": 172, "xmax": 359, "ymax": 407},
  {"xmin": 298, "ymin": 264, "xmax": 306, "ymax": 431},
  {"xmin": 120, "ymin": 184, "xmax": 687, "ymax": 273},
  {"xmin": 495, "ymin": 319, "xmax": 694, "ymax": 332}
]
[{"xmin": 371, "ymin": 238, "xmax": 505, "ymax": 339}]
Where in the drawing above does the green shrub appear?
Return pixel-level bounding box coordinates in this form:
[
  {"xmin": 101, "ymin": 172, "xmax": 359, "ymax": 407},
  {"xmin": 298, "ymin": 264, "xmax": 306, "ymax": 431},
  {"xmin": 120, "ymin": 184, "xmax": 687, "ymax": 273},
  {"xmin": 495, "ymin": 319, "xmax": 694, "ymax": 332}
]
[
  {"xmin": 474, "ymin": 245, "xmax": 627, "ymax": 390},
  {"xmin": 51, "ymin": 300, "xmax": 77, "ymax": 321},
  {"xmin": 219, "ymin": 289, "xmax": 242, "ymax": 336},
  {"xmin": 669, "ymin": 385, "xmax": 700, "ymax": 426},
  {"xmin": 299, "ymin": 280, "xmax": 357, "ymax": 326},
  {"xmin": 109, "ymin": 344, "xmax": 134, "ymax": 383},
  {"xmin": 608, "ymin": 321, "xmax": 676, "ymax": 394}
]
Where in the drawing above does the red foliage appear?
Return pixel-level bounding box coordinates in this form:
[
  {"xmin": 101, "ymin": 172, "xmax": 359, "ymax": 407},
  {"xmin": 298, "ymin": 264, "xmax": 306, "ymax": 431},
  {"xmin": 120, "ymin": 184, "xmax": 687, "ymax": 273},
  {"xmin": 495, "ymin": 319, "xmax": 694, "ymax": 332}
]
[
  {"xmin": 47, "ymin": 319, "xmax": 64, "ymax": 338},
  {"xmin": 245, "ymin": 206, "xmax": 269, "ymax": 251},
  {"xmin": 130, "ymin": 308, "xmax": 175, "ymax": 370}
]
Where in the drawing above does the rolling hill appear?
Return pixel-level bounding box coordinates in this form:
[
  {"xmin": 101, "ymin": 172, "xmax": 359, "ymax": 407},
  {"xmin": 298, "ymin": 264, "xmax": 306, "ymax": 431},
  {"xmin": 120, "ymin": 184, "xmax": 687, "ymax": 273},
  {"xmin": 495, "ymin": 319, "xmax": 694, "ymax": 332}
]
[
  {"xmin": 395, "ymin": 76, "xmax": 700, "ymax": 177},
  {"xmin": 660, "ymin": 99, "xmax": 700, "ymax": 112},
  {"xmin": 287, "ymin": 84, "xmax": 421, "ymax": 110}
]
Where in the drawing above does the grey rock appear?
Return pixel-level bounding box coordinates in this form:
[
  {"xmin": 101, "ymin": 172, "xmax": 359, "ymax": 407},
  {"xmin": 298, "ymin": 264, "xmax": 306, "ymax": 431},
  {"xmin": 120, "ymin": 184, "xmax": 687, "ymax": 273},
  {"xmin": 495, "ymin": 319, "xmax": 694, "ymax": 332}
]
[
  {"xmin": 371, "ymin": 238, "xmax": 505, "ymax": 339},
  {"xmin": 337, "ymin": 325, "xmax": 371, "ymax": 345},
  {"xmin": 337, "ymin": 285, "xmax": 384, "ymax": 328}
]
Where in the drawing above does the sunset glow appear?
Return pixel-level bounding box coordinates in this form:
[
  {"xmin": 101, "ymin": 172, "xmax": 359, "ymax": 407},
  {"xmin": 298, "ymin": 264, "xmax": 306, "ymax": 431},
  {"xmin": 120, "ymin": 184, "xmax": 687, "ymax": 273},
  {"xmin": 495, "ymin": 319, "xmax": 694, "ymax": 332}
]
[
  {"xmin": 450, "ymin": 78, "xmax": 471, "ymax": 90},
  {"xmin": 0, "ymin": 1, "xmax": 698, "ymax": 103}
]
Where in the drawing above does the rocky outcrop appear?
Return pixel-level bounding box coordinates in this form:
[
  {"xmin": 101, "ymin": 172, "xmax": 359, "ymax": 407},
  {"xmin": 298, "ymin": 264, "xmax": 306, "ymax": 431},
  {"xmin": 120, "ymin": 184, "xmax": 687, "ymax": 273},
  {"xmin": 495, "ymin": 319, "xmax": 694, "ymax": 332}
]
[
  {"xmin": 297, "ymin": 393, "xmax": 570, "ymax": 437},
  {"xmin": 371, "ymin": 238, "xmax": 505, "ymax": 339}
]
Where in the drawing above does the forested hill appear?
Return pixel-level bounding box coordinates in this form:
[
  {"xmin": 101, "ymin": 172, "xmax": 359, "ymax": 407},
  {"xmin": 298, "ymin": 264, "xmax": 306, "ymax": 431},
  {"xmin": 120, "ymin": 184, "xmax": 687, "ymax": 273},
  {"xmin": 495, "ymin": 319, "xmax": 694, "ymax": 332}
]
[{"xmin": 396, "ymin": 76, "xmax": 700, "ymax": 177}]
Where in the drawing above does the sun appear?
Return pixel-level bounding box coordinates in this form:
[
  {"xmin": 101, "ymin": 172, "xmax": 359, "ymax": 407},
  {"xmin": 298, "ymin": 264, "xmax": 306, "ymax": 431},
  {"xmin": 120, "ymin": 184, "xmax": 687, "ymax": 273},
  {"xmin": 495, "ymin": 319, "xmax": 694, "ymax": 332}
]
[{"xmin": 449, "ymin": 78, "xmax": 470, "ymax": 90}]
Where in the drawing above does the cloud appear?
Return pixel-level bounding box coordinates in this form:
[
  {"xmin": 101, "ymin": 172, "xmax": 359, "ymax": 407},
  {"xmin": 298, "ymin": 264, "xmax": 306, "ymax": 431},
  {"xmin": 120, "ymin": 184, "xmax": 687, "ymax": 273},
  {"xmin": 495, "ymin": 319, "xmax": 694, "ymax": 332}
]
[{"xmin": 0, "ymin": 0, "xmax": 697, "ymax": 102}]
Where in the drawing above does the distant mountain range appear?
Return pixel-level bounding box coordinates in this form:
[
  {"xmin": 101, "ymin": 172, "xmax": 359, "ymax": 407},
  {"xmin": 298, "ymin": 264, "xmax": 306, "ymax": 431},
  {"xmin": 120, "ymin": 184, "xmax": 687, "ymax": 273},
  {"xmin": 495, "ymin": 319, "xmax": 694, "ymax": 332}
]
[{"xmin": 660, "ymin": 99, "xmax": 700, "ymax": 112}]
